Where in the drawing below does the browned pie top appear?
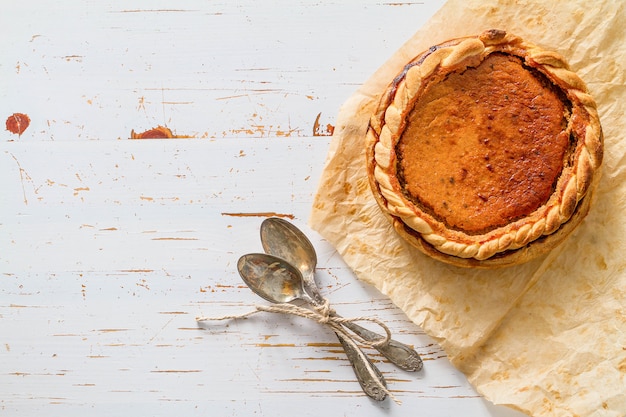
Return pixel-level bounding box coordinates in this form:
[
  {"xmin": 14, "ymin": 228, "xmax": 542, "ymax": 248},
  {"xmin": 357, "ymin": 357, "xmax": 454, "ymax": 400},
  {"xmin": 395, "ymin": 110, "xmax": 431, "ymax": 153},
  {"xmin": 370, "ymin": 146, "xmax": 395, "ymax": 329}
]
[
  {"xmin": 366, "ymin": 30, "xmax": 603, "ymax": 265},
  {"xmin": 397, "ymin": 53, "xmax": 569, "ymax": 234}
]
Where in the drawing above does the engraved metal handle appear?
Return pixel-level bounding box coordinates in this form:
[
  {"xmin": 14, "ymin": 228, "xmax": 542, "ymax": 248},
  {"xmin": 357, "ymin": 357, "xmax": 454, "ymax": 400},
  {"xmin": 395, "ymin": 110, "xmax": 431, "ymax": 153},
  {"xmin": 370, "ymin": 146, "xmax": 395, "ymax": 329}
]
[
  {"xmin": 340, "ymin": 318, "xmax": 423, "ymax": 372},
  {"xmin": 333, "ymin": 329, "xmax": 388, "ymax": 401},
  {"xmin": 304, "ymin": 279, "xmax": 422, "ymax": 372}
]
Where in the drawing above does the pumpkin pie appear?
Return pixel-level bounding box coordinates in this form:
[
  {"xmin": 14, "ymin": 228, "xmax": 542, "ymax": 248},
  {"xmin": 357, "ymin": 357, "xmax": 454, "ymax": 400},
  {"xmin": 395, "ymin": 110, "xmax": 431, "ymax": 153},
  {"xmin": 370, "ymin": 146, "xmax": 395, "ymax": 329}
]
[{"xmin": 366, "ymin": 29, "xmax": 603, "ymax": 268}]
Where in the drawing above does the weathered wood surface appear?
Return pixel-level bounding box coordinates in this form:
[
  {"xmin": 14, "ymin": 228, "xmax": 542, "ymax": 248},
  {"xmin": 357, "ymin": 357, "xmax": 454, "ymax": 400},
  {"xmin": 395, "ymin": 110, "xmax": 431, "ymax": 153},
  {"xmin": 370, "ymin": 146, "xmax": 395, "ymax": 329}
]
[{"xmin": 1, "ymin": 1, "xmax": 527, "ymax": 416}]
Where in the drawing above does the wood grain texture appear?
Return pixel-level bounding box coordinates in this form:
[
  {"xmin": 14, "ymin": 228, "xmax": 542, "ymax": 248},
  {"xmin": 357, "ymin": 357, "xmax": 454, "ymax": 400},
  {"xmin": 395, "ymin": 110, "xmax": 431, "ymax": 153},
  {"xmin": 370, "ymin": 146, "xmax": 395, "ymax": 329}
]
[{"xmin": 1, "ymin": 1, "xmax": 527, "ymax": 416}]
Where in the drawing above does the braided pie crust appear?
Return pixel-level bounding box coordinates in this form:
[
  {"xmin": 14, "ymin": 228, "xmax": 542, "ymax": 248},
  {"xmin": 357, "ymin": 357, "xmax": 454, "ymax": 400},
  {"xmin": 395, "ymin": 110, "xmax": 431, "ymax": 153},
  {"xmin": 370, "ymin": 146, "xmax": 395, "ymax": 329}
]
[{"xmin": 366, "ymin": 29, "xmax": 603, "ymax": 268}]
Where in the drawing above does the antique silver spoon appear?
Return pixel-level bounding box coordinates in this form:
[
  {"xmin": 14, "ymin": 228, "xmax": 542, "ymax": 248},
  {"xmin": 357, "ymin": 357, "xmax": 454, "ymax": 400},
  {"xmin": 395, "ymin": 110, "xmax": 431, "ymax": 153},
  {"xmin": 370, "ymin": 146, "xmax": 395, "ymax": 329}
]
[
  {"xmin": 237, "ymin": 253, "xmax": 388, "ymax": 401},
  {"xmin": 260, "ymin": 217, "xmax": 423, "ymax": 372}
]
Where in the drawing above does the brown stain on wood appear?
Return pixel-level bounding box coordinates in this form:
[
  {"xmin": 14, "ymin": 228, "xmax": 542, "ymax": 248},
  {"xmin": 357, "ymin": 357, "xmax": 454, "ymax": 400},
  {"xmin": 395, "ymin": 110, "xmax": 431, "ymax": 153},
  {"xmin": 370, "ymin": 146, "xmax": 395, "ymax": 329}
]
[
  {"xmin": 313, "ymin": 112, "xmax": 335, "ymax": 136},
  {"xmin": 62, "ymin": 55, "xmax": 83, "ymax": 62},
  {"xmin": 73, "ymin": 187, "xmax": 90, "ymax": 196},
  {"xmin": 130, "ymin": 125, "xmax": 193, "ymax": 139},
  {"xmin": 299, "ymin": 356, "xmax": 343, "ymax": 361},
  {"xmin": 97, "ymin": 329, "xmax": 130, "ymax": 333},
  {"xmin": 255, "ymin": 343, "xmax": 296, "ymax": 348},
  {"xmin": 8, "ymin": 153, "xmax": 31, "ymax": 205},
  {"xmin": 306, "ymin": 342, "xmax": 342, "ymax": 348},
  {"xmin": 5, "ymin": 113, "xmax": 30, "ymax": 135},
  {"xmin": 200, "ymin": 283, "xmax": 247, "ymax": 293},
  {"xmin": 221, "ymin": 212, "xmax": 295, "ymax": 219}
]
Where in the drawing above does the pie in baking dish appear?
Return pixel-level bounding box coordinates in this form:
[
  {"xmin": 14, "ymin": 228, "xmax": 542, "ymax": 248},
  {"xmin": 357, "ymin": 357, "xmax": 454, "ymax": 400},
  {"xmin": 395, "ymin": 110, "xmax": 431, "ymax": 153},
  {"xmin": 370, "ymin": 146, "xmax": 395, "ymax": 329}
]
[{"xmin": 366, "ymin": 29, "xmax": 603, "ymax": 268}]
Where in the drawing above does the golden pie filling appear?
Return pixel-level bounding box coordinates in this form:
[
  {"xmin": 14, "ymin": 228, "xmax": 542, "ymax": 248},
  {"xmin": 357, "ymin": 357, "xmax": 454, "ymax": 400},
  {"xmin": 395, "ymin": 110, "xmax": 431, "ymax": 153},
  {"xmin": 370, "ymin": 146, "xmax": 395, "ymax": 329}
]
[
  {"xmin": 366, "ymin": 30, "xmax": 603, "ymax": 268},
  {"xmin": 399, "ymin": 53, "xmax": 569, "ymax": 234}
]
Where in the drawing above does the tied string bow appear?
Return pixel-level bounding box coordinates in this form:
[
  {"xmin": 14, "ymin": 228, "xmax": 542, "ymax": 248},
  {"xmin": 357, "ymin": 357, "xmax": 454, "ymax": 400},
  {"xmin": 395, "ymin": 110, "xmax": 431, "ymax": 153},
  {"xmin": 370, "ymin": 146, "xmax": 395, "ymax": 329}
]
[
  {"xmin": 196, "ymin": 300, "xmax": 399, "ymax": 404},
  {"xmin": 196, "ymin": 299, "xmax": 393, "ymax": 349}
]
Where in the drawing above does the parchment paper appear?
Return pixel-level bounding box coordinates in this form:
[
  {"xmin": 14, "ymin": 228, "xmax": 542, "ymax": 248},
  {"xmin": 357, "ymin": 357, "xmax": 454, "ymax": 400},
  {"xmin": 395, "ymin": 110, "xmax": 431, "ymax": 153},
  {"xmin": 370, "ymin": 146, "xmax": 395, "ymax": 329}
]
[{"xmin": 309, "ymin": 0, "xmax": 626, "ymax": 415}]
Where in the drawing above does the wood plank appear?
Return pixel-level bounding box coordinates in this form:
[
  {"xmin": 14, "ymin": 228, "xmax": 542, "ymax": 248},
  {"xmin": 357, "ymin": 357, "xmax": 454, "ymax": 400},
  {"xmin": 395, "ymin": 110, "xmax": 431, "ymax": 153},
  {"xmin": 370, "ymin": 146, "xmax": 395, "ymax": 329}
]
[{"xmin": 1, "ymin": 1, "xmax": 528, "ymax": 415}]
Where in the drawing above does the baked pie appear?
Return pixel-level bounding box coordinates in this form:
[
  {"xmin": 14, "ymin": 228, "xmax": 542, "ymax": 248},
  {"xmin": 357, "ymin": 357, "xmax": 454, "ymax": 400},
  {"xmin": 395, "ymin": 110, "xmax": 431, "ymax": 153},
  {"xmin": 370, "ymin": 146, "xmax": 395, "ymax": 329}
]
[{"xmin": 366, "ymin": 29, "xmax": 603, "ymax": 268}]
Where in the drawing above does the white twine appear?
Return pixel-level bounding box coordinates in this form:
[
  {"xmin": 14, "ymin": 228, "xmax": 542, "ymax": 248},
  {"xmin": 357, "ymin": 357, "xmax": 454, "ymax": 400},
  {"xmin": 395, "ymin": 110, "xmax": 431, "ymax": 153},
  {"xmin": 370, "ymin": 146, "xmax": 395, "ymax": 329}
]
[{"xmin": 196, "ymin": 300, "xmax": 400, "ymax": 404}]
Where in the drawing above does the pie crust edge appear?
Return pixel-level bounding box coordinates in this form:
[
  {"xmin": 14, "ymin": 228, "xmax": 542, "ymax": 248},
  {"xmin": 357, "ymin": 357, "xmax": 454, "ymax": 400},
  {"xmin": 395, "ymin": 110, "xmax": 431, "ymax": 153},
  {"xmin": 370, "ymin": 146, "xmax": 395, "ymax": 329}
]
[{"xmin": 365, "ymin": 29, "xmax": 604, "ymax": 268}]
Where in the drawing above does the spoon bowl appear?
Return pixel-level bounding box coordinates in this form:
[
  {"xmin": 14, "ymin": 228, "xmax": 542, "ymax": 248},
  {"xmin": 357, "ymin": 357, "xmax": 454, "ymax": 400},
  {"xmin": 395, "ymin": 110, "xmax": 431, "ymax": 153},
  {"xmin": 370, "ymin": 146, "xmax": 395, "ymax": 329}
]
[
  {"xmin": 237, "ymin": 253, "xmax": 307, "ymax": 304},
  {"xmin": 260, "ymin": 217, "xmax": 317, "ymax": 282}
]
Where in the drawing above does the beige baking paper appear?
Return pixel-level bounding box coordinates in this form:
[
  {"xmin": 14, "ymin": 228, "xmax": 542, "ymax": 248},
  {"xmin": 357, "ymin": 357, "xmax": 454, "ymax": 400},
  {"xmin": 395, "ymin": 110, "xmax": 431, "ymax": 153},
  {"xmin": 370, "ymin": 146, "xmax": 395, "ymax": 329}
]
[{"xmin": 309, "ymin": 0, "xmax": 626, "ymax": 416}]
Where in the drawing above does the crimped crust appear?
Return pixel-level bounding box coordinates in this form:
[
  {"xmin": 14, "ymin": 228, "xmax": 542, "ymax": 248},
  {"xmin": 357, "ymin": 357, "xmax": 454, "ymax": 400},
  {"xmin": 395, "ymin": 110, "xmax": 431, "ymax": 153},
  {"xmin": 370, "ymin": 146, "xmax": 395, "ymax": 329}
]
[{"xmin": 366, "ymin": 29, "xmax": 603, "ymax": 268}]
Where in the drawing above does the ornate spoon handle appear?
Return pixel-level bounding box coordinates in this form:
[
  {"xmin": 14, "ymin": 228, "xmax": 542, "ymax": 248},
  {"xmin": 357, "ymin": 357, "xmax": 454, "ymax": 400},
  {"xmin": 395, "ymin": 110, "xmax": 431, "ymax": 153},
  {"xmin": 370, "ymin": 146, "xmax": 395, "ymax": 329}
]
[
  {"xmin": 303, "ymin": 280, "xmax": 422, "ymax": 372},
  {"xmin": 333, "ymin": 329, "xmax": 388, "ymax": 401},
  {"xmin": 338, "ymin": 316, "xmax": 423, "ymax": 372}
]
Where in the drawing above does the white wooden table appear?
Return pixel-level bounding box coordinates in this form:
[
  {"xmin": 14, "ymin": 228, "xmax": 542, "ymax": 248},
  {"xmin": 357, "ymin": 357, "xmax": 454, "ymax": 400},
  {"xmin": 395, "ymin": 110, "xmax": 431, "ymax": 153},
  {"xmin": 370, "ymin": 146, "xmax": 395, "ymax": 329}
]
[{"xmin": 1, "ymin": 2, "xmax": 528, "ymax": 416}]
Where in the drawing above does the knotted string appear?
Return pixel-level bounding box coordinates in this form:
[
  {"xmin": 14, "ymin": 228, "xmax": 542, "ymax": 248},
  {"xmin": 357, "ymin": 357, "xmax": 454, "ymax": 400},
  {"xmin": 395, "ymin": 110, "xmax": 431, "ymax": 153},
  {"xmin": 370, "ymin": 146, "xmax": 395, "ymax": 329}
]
[
  {"xmin": 196, "ymin": 300, "xmax": 400, "ymax": 404},
  {"xmin": 196, "ymin": 299, "xmax": 392, "ymax": 348}
]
